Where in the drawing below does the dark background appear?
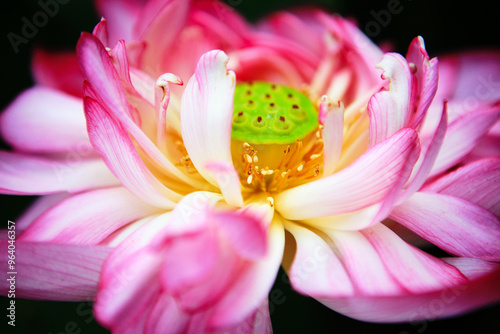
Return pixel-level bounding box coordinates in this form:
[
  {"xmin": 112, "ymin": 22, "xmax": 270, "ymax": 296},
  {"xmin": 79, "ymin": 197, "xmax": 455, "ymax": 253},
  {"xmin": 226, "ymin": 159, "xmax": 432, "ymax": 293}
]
[{"xmin": 1, "ymin": 0, "xmax": 499, "ymax": 333}]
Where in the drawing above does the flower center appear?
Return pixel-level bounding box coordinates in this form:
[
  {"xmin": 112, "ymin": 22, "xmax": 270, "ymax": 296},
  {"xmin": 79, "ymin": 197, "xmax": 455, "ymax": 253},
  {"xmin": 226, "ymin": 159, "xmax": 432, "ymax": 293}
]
[{"xmin": 231, "ymin": 82, "xmax": 323, "ymax": 193}]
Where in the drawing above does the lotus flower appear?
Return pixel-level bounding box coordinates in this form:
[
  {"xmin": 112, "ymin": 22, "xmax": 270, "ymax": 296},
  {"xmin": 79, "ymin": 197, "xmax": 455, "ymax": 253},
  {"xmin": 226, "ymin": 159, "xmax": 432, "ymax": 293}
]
[{"xmin": 1, "ymin": 0, "xmax": 500, "ymax": 333}]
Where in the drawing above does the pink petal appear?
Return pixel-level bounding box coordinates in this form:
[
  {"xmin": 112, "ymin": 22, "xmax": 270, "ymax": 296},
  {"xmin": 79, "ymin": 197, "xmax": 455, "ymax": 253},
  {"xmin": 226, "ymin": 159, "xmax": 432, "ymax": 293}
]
[
  {"xmin": 401, "ymin": 103, "xmax": 447, "ymax": 199},
  {"xmin": 437, "ymin": 51, "xmax": 500, "ymax": 102},
  {"xmin": 85, "ymin": 97, "xmax": 180, "ymax": 208},
  {"xmin": 405, "ymin": 36, "xmax": 439, "ymax": 128},
  {"xmin": 133, "ymin": 0, "xmax": 190, "ymax": 67},
  {"xmin": 326, "ymin": 229, "xmax": 404, "ymax": 295},
  {"xmin": 32, "ymin": 49, "xmax": 83, "ymax": 97},
  {"xmin": 215, "ymin": 211, "xmax": 268, "ymax": 260},
  {"xmin": 285, "ymin": 221, "xmax": 354, "ymax": 297},
  {"xmin": 368, "ymin": 53, "xmax": 412, "ymax": 146},
  {"xmin": 95, "ymin": 250, "xmax": 163, "ymax": 330},
  {"xmin": 229, "ymin": 47, "xmax": 304, "ymax": 86},
  {"xmin": 319, "ymin": 258, "xmax": 500, "ymax": 322},
  {"xmin": 78, "ymin": 33, "xmax": 199, "ymax": 187},
  {"xmin": 0, "ymin": 151, "xmax": 119, "ymax": 195},
  {"xmin": 212, "ymin": 300, "xmax": 273, "ymax": 334},
  {"xmin": 0, "ymin": 87, "xmax": 91, "ymax": 153},
  {"xmin": 362, "ymin": 224, "xmax": 467, "ymax": 293},
  {"xmin": 19, "ymin": 187, "xmax": 160, "ymax": 245},
  {"xmin": 181, "ymin": 50, "xmax": 237, "ymax": 188},
  {"xmin": 92, "ymin": 17, "xmax": 109, "ymax": 45},
  {"xmin": 429, "ymin": 103, "xmax": 500, "ymax": 176},
  {"xmin": 275, "ymin": 128, "xmax": 419, "ymax": 220},
  {"xmin": 0, "ymin": 235, "xmax": 111, "ymax": 301},
  {"xmin": 261, "ymin": 9, "xmax": 325, "ymax": 57},
  {"xmin": 95, "ymin": 0, "xmax": 145, "ymax": 46},
  {"xmin": 391, "ymin": 192, "xmax": 500, "ymax": 261},
  {"xmin": 424, "ymin": 157, "xmax": 500, "ymax": 217},
  {"xmin": 208, "ymin": 218, "xmax": 284, "ymax": 329},
  {"xmin": 144, "ymin": 294, "xmax": 190, "ymax": 334},
  {"xmin": 15, "ymin": 193, "xmax": 69, "ymax": 232}
]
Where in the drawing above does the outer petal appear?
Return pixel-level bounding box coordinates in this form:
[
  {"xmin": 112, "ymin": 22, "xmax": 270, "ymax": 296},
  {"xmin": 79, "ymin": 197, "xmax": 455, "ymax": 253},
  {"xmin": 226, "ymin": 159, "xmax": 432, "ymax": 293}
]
[
  {"xmin": 181, "ymin": 50, "xmax": 242, "ymax": 199},
  {"xmin": 361, "ymin": 224, "xmax": 467, "ymax": 293},
  {"xmin": 0, "ymin": 151, "xmax": 119, "ymax": 195},
  {"xmin": 391, "ymin": 192, "xmax": 500, "ymax": 261},
  {"xmin": 325, "ymin": 230, "xmax": 404, "ymax": 295},
  {"xmin": 32, "ymin": 49, "xmax": 83, "ymax": 96},
  {"xmin": 318, "ymin": 258, "xmax": 500, "ymax": 322},
  {"xmin": 284, "ymin": 221, "xmax": 354, "ymax": 297},
  {"xmin": 0, "ymin": 87, "xmax": 91, "ymax": 153},
  {"xmin": 85, "ymin": 97, "xmax": 180, "ymax": 208},
  {"xmin": 424, "ymin": 157, "xmax": 500, "ymax": 217},
  {"xmin": 15, "ymin": 193, "xmax": 69, "ymax": 231},
  {"xmin": 0, "ymin": 234, "xmax": 111, "ymax": 301},
  {"xmin": 275, "ymin": 128, "xmax": 419, "ymax": 220},
  {"xmin": 19, "ymin": 187, "xmax": 160, "ymax": 245},
  {"xmin": 429, "ymin": 103, "xmax": 500, "ymax": 176}
]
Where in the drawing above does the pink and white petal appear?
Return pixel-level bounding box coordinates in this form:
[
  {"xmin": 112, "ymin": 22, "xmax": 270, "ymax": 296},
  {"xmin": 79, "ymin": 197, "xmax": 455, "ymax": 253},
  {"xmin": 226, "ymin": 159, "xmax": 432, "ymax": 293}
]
[
  {"xmin": 32, "ymin": 49, "xmax": 83, "ymax": 97},
  {"xmin": 205, "ymin": 161, "xmax": 243, "ymax": 207},
  {"xmin": 144, "ymin": 294, "xmax": 190, "ymax": 334},
  {"xmin": 95, "ymin": 0, "xmax": 145, "ymax": 46},
  {"xmin": 368, "ymin": 53, "xmax": 412, "ymax": 146},
  {"xmin": 319, "ymin": 98, "xmax": 344, "ymax": 176},
  {"xmin": 95, "ymin": 250, "xmax": 163, "ymax": 331},
  {"xmin": 260, "ymin": 9, "xmax": 325, "ymax": 57},
  {"xmin": 0, "ymin": 236, "xmax": 111, "ymax": 301},
  {"xmin": 424, "ymin": 157, "xmax": 500, "ymax": 217},
  {"xmin": 215, "ymin": 210, "xmax": 268, "ymax": 260},
  {"xmin": 391, "ymin": 192, "xmax": 500, "ymax": 261},
  {"xmin": 319, "ymin": 258, "xmax": 500, "ymax": 322},
  {"xmin": 133, "ymin": 0, "xmax": 190, "ymax": 69},
  {"xmin": 229, "ymin": 47, "xmax": 304, "ymax": 87},
  {"xmin": 19, "ymin": 187, "xmax": 160, "ymax": 245},
  {"xmin": 362, "ymin": 224, "xmax": 467, "ymax": 293},
  {"xmin": 0, "ymin": 151, "xmax": 119, "ymax": 195},
  {"xmin": 15, "ymin": 193, "xmax": 69, "ymax": 232},
  {"xmin": 190, "ymin": 2, "xmax": 248, "ymax": 50},
  {"xmin": 275, "ymin": 128, "xmax": 419, "ymax": 220},
  {"xmin": 284, "ymin": 221, "xmax": 354, "ymax": 298},
  {"xmin": 85, "ymin": 97, "xmax": 180, "ymax": 208},
  {"xmin": 429, "ymin": 103, "xmax": 500, "ymax": 176},
  {"xmin": 181, "ymin": 50, "xmax": 236, "ymax": 187},
  {"xmin": 212, "ymin": 300, "xmax": 273, "ymax": 334},
  {"xmin": 78, "ymin": 33, "xmax": 199, "ymax": 187},
  {"xmin": 405, "ymin": 36, "xmax": 439, "ymax": 128},
  {"xmin": 401, "ymin": 103, "xmax": 447, "ymax": 200},
  {"xmin": 208, "ymin": 217, "xmax": 284, "ymax": 328},
  {"xmin": 92, "ymin": 17, "xmax": 109, "ymax": 45},
  {"xmin": 438, "ymin": 51, "xmax": 500, "ymax": 102},
  {"xmin": 326, "ymin": 229, "xmax": 404, "ymax": 295},
  {"xmin": 0, "ymin": 87, "xmax": 91, "ymax": 153}
]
